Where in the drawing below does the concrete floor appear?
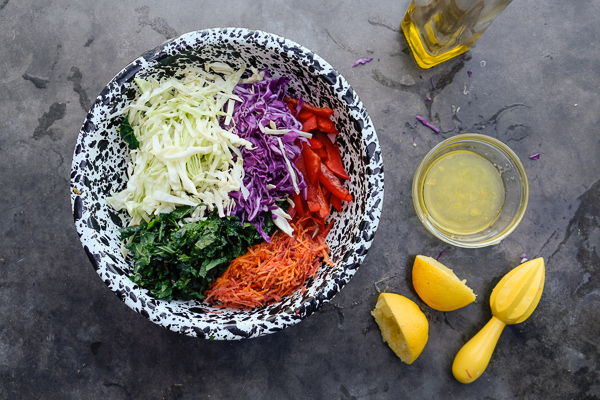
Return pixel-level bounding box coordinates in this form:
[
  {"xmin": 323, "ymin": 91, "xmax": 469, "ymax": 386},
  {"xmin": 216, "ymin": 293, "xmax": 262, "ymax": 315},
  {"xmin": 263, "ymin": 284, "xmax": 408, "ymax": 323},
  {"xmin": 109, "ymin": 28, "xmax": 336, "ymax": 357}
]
[{"xmin": 1, "ymin": 0, "xmax": 599, "ymax": 399}]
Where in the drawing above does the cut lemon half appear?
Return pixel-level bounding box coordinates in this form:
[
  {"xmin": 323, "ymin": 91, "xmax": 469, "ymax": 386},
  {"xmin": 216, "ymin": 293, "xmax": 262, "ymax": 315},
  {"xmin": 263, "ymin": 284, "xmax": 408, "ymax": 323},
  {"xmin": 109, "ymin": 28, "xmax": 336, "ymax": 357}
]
[
  {"xmin": 412, "ymin": 255, "xmax": 476, "ymax": 312},
  {"xmin": 371, "ymin": 293, "xmax": 429, "ymax": 364}
]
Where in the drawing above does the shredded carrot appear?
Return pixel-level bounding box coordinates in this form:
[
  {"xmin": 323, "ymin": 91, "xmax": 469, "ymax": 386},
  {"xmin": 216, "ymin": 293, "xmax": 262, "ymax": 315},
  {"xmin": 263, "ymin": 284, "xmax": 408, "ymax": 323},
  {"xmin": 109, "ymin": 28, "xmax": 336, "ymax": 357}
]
[{"xmin": 204, "ymin": 217, "xmax": 333, "ymax": 309}]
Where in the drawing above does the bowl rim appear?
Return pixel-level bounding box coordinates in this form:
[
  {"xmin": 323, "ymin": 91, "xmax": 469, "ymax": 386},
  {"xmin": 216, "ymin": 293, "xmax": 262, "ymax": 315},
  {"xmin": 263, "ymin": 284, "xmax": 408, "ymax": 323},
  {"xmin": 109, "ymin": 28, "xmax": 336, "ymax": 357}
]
[
  {"xmin": 70, "ymin": 27, "xmax": 384, "ymax": 339},
  {"xmin": 412, "ymin": 133, "xmax": 529, "ymax": 248}
]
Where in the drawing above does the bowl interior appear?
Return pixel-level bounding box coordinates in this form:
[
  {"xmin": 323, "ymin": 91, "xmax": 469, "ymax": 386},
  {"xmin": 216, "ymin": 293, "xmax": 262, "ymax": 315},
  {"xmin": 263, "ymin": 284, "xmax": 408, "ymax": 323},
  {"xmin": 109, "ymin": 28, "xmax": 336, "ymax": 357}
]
[
  {"xmin": 412, "ymin": 134, "xmax": 528, "ymax": 248},
  {"xmin": 70, "ymin": 28, "xmax": 383, "ymax": 340}
]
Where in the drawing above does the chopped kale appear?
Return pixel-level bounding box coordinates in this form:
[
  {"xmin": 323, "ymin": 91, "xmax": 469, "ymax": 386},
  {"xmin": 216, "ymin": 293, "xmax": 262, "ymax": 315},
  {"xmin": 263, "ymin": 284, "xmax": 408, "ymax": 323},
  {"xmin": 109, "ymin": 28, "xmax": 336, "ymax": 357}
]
[
  {"xmin": 120, "ymin": 206, "xmax": 279, "ymax": 301},
  {"xmin": 119, "ymin": 116, "xmax": 139, "ymax": 150}
]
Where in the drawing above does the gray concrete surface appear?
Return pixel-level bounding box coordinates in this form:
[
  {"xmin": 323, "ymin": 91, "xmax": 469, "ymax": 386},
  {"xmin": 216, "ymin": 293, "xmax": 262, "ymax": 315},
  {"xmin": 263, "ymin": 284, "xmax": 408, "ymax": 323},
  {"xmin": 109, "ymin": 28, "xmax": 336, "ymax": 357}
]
[{"xmin": 1, "ymin": 0, "xmax": 599, "ymax": 399}]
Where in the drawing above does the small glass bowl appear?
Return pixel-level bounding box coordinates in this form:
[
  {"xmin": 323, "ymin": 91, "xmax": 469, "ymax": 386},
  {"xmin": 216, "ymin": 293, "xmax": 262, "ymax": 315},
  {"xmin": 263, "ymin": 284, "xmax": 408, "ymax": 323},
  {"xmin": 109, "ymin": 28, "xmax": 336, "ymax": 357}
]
[{"xmin": 412, "ymin": 134, "xmax": 529, "ymax": 248}]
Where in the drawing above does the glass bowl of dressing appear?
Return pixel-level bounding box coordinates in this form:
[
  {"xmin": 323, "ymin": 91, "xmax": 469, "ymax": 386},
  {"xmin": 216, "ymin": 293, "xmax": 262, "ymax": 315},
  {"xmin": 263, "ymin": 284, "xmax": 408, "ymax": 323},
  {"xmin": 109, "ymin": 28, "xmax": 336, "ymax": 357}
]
[{"xmin": 412, "ymin": 134, "xmax": 529, "ymax": 248}]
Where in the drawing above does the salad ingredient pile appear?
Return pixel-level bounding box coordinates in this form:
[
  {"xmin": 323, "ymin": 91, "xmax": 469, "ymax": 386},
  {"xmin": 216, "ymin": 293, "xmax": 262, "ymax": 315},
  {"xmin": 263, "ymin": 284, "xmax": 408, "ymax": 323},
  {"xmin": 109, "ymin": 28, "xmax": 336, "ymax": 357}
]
[
  {"xmin": 108, "ymin": 64, "xmax": 251, "ymax": 225},
  {"xmin": 120, "ymin": 205, "xmax": 278, "ymax": 301},
  {"xmin": 227, "ymin": 74, "xmax": 307, "ymax": 241},
  {"xmin": 285, "ymin": 98, "xmax": 353, "ymax": 227},
  {"xmin": 109, "ymin": 63, "xmax": 354, "ymax": 308},
  {"xmin": 204, "ymin": 217, "xmax": 332, "ymax": 308}
]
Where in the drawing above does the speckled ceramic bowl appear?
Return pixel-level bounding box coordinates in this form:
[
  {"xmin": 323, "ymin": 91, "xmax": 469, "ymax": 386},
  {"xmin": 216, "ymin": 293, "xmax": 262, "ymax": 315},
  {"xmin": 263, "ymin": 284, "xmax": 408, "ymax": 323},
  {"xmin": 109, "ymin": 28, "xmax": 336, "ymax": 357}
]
[{"xmin": 70, "ymin": 28, "xmax": 383, "ymax": 340}]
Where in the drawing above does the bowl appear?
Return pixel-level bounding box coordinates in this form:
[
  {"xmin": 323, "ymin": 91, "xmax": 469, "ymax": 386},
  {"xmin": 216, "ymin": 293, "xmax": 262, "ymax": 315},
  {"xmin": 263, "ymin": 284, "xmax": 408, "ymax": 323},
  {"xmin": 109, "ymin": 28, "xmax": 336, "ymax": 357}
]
[
  {"xmin": 412, "ymin": 133, "xmax": 528, "ymax": 248},
  {"xmin": 70, "ymin": 28, "xmax": 384, "ymax": 340}
]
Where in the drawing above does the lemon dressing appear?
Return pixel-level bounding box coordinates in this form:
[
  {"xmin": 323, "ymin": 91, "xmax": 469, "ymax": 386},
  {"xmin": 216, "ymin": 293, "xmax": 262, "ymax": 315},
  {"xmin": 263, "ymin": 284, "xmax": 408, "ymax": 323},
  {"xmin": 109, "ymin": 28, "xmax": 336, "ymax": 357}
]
[{"xmin": 423, "ymin": 150, "xmax": 505, "ymax": 233}]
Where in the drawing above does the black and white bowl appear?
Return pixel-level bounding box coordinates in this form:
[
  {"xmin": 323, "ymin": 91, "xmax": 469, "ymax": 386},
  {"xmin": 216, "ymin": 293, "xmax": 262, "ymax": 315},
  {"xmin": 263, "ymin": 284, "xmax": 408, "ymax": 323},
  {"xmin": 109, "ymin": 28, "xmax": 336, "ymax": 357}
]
[{"xmin": 70, "ymin": 28, "xmax": 384, "ymax": 340}]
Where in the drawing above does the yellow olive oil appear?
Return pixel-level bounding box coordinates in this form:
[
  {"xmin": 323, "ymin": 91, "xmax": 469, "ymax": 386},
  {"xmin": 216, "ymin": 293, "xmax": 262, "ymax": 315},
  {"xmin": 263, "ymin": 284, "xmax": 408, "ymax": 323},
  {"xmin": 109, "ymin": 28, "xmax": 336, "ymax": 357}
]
[
  {"xmin": 423, "ymin": 150, "xmax": 505, "ymax": 233},
  {"xmin": 401, "ymin": 0, "xmax": 514, "ymax": 69}
]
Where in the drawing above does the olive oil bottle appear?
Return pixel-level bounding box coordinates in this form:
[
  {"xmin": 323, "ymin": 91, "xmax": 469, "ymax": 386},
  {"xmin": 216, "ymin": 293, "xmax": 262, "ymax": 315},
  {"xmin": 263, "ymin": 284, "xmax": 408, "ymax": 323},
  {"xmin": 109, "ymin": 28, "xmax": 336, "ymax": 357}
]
[{"xmin": 401, "ymin": 0, "xmax": 513, "ymax": 69}]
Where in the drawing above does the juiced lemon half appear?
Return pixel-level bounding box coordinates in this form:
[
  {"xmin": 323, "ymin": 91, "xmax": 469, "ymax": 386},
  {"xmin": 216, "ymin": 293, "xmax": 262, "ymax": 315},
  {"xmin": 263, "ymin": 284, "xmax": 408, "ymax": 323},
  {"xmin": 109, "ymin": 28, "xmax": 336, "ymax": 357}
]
[
  {"xmin": 371, "ymin": 293, "xmax": 429, "ymax": 364},
  {"xmin": 412, "ymin": 255, "xmax": 476, "ymax": 312}
]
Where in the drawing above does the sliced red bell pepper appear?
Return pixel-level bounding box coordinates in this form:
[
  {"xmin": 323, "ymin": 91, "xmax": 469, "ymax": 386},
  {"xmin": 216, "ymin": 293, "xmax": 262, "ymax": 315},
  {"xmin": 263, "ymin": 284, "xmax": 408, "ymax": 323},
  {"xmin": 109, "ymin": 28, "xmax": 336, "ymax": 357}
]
[
  {"xmin": 295, "ymin": 153, "xmax": 308, "ymax": 177},
  {"xmin": 285, "ymin": 97, "xmax": 334, "ymax": 118},
  {"xmin": 314, "ymin": 132, "xmax": 350, "ymax": 180},
  {"xmin": 308, "ymin": 137, "xmax": 324, "ymax": 149},
  {"xmin": 313, "ymin": 147, "xmax": 327, "ymax": 159},
  {"xmin": 306, "ymin": 185, "xmax": 321, "ymax": 212},
  {"xmin": 319, "ymin": 163, "xmax": 353, "ymax": 202},
  {"xmin": 311, "ymin": 215, "xmax": 326, "ymax": 231},
  {"xmin": 316, "ymin": 116, "xmax": 339, "ymax": 134},
  {"xmin": 302, "ymin": 114, "xmax": 317, "ymax": 132},
  {"xmin": 305, "ymin": 104, "xmax": 335, "ymax": 119},
  {"xmin": 330, "ymin": 193, "xmax": 343, "ymax": 212},
  {"xmin": 321, "ymin": 185, "xmax": 331, "ymax": 201},
  {"xmin": 296, "ymin": 110, "xmax": 314, "ymax": 123},
  {"xmin": 320, "ymin": 220, "xmax": 335, "ymax": 238},
  {"xmin": 316, "ymin": 184, "xmax": 330, "ymax": 219},
  {"xmin": 295, "ymin": 155, "xmax": 321, "ymax": 212},
  {"xmin": 293, "ymin": 192, "xmax": 306, "ymax": 216},
  {"xmin": 301, "ymin": 143, "xmax": 321, "ymax": 185},
  {"xmin": 287, "ymin": 206, "xmax": 297, "ymax": 220}
]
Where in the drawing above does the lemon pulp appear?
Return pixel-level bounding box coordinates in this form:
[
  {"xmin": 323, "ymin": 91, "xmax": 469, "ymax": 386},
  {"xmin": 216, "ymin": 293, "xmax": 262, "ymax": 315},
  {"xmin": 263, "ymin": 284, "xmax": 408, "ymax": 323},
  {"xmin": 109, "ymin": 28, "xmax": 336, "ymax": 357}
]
[
  {"xmin": 371, "ymin": 293, "xmax": 429, "ymax": 364},
  {"xmin": 423, "ymin": 150, "xmax": 505, "ymax": 233}
]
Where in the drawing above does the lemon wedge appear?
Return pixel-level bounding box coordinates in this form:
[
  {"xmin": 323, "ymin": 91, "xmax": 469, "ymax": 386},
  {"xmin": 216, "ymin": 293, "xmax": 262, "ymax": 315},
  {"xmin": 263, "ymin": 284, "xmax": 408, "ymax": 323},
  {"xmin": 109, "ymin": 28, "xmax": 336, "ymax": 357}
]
[
  {"xmin": 412, "ymin": 255, "xmax": 476, "ymax": 312},
  {"xmin": 371, "ymin": 293, "xmax": 429, "ymax": 364}
]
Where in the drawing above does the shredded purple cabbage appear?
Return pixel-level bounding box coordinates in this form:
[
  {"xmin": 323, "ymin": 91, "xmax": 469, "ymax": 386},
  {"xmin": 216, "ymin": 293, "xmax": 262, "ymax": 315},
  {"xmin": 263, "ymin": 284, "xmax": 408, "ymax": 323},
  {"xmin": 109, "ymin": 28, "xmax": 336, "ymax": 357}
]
[
  {"xmin": 353, "ymin": 57, "xmax": 374, "ymax": 67},
  {"xmin": 295, "ymin": 95, "xmax": 303, "ymax": 118},
  {"xmin": 416, "ymin": 114, "xmax": 440, "ymax": 133},
  {"xmin": 430, "ymin": 77, "xmax": 436, "ymax": 90},
  {"xmin": 529, "ymin": 153, "xmax": 540, "ymax": 160},
  {"xmin": 228, "ymin": 76, "xmax": 307, "ymax": 241},
  {"xmin": 467, "ymin": 68, "xmax": 473, "ymax": 77},
  {"xmin": 436, "ymin": 247, "xmax": 449, "ymax": 261}
]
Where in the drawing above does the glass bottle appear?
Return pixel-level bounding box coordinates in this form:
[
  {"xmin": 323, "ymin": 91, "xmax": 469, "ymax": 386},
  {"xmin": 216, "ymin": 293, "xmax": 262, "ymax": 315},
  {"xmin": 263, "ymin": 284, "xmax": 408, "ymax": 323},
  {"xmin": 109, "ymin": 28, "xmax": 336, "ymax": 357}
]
[{"xmin": 401, "ymin": 0, "xmax": 514, "ymax": 69}]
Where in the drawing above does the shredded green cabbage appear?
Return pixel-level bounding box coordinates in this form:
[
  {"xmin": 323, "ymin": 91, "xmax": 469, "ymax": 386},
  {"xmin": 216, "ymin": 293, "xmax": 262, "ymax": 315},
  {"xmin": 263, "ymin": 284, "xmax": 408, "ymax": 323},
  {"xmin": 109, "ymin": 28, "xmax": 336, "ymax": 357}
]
[{"xmin": 108, "ymin": 64, "xmax": 253, "ymax": 225}]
